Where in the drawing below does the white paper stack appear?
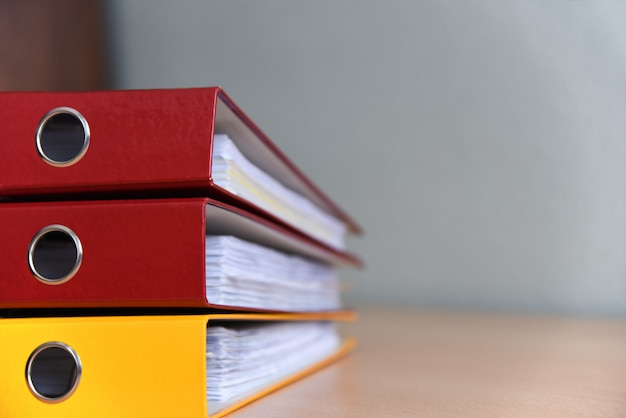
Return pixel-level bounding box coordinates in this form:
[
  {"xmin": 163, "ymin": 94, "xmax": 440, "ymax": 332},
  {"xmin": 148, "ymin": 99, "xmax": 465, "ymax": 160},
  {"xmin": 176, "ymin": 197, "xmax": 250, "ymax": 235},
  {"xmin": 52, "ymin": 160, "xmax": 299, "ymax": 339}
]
[
  {"xmin": 205, "ymin": 235, "xmax": 341, "ymax": 311},
  {"xmin": 211, "ymin": 134, "xmax": 347, "ymax": 249},
  {"xmin": 206, "ymin": 321, "xmax": 340, "ymax": 412}
]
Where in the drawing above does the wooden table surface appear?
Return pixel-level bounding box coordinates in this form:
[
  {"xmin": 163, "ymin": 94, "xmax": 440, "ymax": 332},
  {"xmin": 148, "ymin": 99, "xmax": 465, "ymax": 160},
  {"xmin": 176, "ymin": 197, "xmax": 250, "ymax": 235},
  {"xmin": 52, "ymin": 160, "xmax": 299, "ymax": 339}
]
[{"xmin": 232, "ymin": 307, "xmax": 626, "ymax": 417}]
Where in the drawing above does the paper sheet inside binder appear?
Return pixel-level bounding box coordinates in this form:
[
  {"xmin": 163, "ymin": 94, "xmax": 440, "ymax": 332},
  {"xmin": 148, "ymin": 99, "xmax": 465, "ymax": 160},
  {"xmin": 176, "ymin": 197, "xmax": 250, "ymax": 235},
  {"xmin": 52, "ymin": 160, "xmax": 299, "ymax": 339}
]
[
  {"xmin": 206, "ymin": 321, "xmax": 341, "ymax": 416},
  {"xmin": 210, "ymin": 133, "xmax": 346, "ymax": 250},
  {"xmin": 205, "ymin": 236, "xmax": 340, "ymax": 312},
  {"xmin": 204, "ymin": 203, "xmax": 343, "ymax": 266},
  {"xmin": 213, "ymin": 97, "xmax": 346, "ymax": 230},
  {"xmin": 204, "ymin": 203, "xmax": 342, "ymax": 312}
]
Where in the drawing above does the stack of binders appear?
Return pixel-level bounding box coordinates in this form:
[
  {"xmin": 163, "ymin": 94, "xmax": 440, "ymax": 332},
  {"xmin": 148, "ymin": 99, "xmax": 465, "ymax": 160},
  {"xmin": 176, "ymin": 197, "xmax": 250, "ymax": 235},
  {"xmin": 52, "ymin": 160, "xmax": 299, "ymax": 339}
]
[{"xmin": 0, "ymin": 87, "xmax": 362, "ymax": 417}]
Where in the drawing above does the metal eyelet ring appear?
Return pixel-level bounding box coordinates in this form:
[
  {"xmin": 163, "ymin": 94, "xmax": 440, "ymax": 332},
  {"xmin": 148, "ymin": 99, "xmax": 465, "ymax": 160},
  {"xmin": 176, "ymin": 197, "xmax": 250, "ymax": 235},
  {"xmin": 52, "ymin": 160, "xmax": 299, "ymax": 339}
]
[
  {"xmin": 28, "ymin": 224, "xmax": 83, "ymax": 285},
  {"xmin": 35, "ymin": 107, "xmax": 90, "ymax": 167},
  {"xmin": 26, "ymin": 341, "xmax": 82, "ymax": 403}
]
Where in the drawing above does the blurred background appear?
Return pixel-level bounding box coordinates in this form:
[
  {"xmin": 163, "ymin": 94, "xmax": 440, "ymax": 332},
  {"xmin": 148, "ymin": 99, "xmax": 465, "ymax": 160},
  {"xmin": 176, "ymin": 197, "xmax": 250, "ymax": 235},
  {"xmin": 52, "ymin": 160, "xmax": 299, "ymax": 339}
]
[{"xmin": 3, "ymin": 0, "xmax": 626, "ymax": 317}]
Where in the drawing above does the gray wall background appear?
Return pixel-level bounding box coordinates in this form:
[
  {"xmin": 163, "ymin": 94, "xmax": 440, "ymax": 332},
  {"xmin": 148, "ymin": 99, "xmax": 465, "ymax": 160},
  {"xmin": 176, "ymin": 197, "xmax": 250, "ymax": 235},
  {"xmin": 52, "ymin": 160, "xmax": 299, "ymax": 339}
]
[{"xmin": 107, "ymin": 1, "xmax": 626, "ymax": 316}]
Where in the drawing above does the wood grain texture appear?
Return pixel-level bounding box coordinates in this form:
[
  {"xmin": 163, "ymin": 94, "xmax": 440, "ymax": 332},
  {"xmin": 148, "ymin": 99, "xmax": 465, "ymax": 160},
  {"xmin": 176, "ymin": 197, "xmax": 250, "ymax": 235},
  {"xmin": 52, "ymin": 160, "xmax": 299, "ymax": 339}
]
[
  {"xmin": 0, "ymin": 0, "xmax": 106, "ymax": 91},
  {"xmin": 231, "ymin": 308, "xmax": 626, "ymax": 417}
]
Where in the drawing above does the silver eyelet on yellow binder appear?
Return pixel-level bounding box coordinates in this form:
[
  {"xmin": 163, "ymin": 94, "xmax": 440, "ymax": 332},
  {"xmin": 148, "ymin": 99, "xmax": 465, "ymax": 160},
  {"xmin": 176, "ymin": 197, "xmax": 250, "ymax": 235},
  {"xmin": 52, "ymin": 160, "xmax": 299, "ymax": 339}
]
[
  {"xmin": 26, "ymin": 341, "xmax": 82, "ymax": 403},
  {"xmin": 35, "ymin": 107, "xmax": 90, "ymax": 167},
  {"xmin": 28, "ymin": 224, "xmax": 83, "ymax": 285}
]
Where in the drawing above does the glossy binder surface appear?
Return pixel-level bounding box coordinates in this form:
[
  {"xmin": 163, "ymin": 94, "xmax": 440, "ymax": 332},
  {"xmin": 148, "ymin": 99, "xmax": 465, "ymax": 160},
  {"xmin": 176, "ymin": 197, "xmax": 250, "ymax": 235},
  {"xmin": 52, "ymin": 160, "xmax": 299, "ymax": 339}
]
[
  {"xmin": 0, "ymin": 87, "xmax": 361, "ymax": 237},
  {"xmin": 0, "ymin": 312, "xmax": 356, "ymax": 418},
  {"xmin": 0, "ymin": 197, "xmax": 360, "ymax": 309}
]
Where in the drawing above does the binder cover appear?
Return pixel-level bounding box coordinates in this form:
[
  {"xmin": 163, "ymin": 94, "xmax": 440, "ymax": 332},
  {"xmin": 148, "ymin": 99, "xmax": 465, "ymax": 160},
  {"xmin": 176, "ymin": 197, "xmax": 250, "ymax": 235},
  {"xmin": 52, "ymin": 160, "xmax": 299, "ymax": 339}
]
[
  {"xmin": 0, "ymin": 312, "xmax": 356, "ymax": 418},
  {"xmin": 0, "ymin": 197, "xmax": 360, "ymax": 310},
  {"xmin": 0, "ymin": 87, "xmax": 361, "ymax": 243}
]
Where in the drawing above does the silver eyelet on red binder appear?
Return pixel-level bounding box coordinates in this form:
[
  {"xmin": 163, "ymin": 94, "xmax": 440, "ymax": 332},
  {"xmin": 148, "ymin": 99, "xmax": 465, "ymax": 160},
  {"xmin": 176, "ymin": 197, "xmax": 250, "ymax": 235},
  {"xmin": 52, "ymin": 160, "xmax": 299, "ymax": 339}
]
[
  {"xmin": 35, "ymin": 107, "xmax": 90, "ymax": 167},
  {"xmin": 26, "ymin": 341, "xmax": 82, "ymax": 403},
  {"xmin": 28, "ymin": 224, "xmax": 83, "ymax": 285}
]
